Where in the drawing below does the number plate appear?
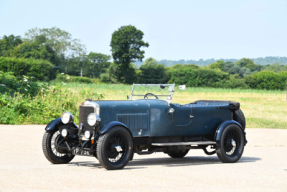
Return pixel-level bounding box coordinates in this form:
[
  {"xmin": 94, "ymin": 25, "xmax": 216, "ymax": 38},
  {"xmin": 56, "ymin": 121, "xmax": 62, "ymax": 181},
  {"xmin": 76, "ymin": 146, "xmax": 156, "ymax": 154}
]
[{"xmin": 72, "ymin": 147, "xmax": 91, "ymax": 156}]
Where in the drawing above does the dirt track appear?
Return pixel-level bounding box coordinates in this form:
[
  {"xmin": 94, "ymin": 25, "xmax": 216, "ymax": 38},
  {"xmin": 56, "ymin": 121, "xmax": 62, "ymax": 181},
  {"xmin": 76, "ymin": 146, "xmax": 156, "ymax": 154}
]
[{"xmin": 0, "ymin": 125, "xmax": 287, "ymax": 191}]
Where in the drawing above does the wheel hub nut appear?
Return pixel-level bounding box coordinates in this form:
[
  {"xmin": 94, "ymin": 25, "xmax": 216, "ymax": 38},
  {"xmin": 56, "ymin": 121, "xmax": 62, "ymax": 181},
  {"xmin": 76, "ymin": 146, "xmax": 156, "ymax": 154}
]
[
  {"xmin": 115, "ymin": 146, "xmax": 123, "ymax": 152},
  {"xmin": 231, "ymin": 140, "xmax": 236, "ymax": 147}
]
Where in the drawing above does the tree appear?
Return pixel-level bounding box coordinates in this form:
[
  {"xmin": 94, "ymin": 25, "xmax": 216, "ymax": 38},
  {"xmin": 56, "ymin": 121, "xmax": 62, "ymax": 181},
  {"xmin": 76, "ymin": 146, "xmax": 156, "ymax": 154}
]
[
  {"xmin": 108, "ymin": 62, "xmax": 136, "ymax": 83},
  {"xmin": 142, "ymin": 57, "xmax": 157, "ymax": 66},
  {"xmin": 24, "ymin": 27, "xmax": 86, "ymax": 71},
  {"xmin": 88, "ymin": 52, "xmax": 111, "ymax": 78},
  {"xmin": 139, "ymin": 64, "xmax": 167, "ymax": 84},
  {"xmin": 208, "ymin": 60, "xmax": 224, "ymax": 70},
  {"xmin": 0, "ymin": 35, "xmax": 23, "ymax": 57},
  {"xmin": 223, "ymin": 61, "xmax": 241, "ymax": 75},
  {"xmin": 24, "ymin": 27, "xmax": 86, "ymax": 57},
  {"xmin": 235, "ymin": 58, "xmax": 256, "ymax": 71},
  {"xmin": 11, "ymin": 40, "xmax": 56, "ymax": 62},
  {"xmin": 239, "ymin": 67, "xmax": 252, "ymax": 77},
  {"xmin": 110, "ymin": 25, "xmax": 149, "ymax": 83},
  {"xmin": 264, "ymin": 63, "xmax": 287, "ymax": 72}
]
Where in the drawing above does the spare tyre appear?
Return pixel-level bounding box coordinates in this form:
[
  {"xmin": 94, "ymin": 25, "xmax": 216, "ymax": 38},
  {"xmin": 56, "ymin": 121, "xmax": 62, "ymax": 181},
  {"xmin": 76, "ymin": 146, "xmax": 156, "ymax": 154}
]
[{"xmin": 233, "ymin": 109, "xmax": 246, "ymax": 130}]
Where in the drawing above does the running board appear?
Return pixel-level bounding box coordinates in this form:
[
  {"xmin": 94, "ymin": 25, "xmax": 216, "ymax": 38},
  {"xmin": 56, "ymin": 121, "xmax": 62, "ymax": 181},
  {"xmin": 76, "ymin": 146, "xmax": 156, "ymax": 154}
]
[{"xmin": 151, "ymin": 141, "xmax": 216, "ymax": 146}]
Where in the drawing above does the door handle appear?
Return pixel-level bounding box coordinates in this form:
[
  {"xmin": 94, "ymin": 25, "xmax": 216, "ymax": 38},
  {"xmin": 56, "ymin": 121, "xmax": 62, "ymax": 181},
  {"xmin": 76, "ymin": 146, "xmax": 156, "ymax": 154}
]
[{"xmin": 190, "ymin": 115, "xmax": 194, "ymax": 119}]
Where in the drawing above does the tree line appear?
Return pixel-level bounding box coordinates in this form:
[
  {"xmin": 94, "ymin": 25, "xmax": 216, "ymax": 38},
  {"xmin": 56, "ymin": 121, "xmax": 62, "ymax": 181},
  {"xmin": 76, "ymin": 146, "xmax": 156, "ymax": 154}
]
[
  {"xmin": 1, "ymin": 26, "xmax": 287, "ymax": 90},
  {"xmin": 134, "ymin": 57, "xmax": 287, "ymax": 67}
]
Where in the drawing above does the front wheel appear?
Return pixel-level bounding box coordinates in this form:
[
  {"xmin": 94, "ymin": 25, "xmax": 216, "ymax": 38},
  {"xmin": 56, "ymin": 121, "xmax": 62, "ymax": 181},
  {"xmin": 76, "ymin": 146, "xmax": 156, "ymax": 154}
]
[
  {"xmin": 96, "ymin": 126, "xmax": 133, "ymax": 170},
  {"xmin": 42, "ymin": 130, "xmax": 75, "ymax": 164},
  {"xmin": 216, "ymin": 124, "xmax": 245, "ymax": 163}
]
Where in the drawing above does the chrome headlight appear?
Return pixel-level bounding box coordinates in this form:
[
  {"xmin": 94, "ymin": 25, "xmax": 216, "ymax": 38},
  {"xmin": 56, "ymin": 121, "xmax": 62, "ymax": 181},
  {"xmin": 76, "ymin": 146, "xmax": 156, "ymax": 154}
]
[
  {"xmin": 61, "ymin": 112, "xmax": 74, "ymax": 124},
  {"xmin": 87, "ymin": 113, "xmax": 100, "ymax": 126},
  {"xmin": 61, "ymin": 129, "xmax": 68, "ymax": 137},
  {"xmin": 84, "ymin": 131, "xmax": 92, "ymax": 139}
]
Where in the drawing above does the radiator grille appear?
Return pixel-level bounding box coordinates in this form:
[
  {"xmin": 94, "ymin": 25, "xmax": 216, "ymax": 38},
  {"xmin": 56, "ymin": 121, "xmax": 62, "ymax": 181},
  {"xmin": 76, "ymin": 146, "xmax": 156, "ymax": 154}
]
[
  {"xmin": 117, "ymin": 113, "xmax": 149, "ymax": 131},
  {"xmin": 79, "ymin": 105, "xmax": 94, "ymax": 131}
]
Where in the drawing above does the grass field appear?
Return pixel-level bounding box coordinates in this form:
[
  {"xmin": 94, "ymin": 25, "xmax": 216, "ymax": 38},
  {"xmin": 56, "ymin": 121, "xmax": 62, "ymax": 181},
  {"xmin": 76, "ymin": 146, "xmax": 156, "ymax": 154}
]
[{"xmin": 64, "ymin": 83, "xmax": 287, "ymax": 129}]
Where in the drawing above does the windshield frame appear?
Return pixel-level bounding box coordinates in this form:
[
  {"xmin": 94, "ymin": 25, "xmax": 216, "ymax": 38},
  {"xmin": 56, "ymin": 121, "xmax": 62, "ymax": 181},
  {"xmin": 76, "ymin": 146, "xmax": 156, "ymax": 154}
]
[{"xmin": 129, "ymin": 84, "xmax": 175, "ymax": 101}]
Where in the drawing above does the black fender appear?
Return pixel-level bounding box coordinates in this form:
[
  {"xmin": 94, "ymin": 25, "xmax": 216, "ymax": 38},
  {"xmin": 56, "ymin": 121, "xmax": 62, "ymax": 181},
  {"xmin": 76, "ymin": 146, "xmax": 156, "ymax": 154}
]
[
  {"xmin": 100, "ymin": 121, "xmax": 133, "ymax": 137},
  {"xmin": 45, "ymin": 118, "xmax": 78, "ymax": 131},
  {"xmin": 214, "ymin": 120, "xmax": 247, "ymax": 145},
  {"xmin": 45, "ymin": 118, "xmax": 63, "ymax": 131}
]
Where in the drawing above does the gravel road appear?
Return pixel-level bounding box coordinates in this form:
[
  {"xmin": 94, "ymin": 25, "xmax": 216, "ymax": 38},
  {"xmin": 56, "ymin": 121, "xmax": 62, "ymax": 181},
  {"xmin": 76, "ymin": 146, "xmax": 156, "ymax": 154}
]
[{"xmin": 0, "ymin": 125, "xmax": 287, "ymax": 191}]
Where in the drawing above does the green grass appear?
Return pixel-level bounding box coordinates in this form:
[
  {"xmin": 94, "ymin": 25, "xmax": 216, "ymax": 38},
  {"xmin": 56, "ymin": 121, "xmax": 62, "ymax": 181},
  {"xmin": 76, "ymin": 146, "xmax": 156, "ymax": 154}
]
[
  {"xmin": 2, "ymin": 81, "xmax": 287, "ymax": 128},
  {"xmin": 64, "ymin": 83, "xmax": 287, "ymax": 129}
]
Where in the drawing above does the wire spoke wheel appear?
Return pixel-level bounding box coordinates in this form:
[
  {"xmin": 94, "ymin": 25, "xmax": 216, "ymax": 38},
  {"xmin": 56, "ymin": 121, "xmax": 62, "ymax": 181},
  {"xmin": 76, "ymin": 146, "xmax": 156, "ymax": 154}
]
[
  {"xmin": 42, "ymin": 130, "xmax": 75, "ymax": 164},
  {"xmin": 106, "ymin": 133, "xmax": 128, "ymax": 164},
  {"xmin": 51, "ymin": 131, "xmax": 66, "ymax": 157},
  {"xmin": 97, "ymin": 126, "xmax": 133, "ymax": 170},
  {"xmin": 224, "ymin": 130, "xmax": 240, "ymax": 156},
  {"xmin": 216, "ymin": 124, "xmax": 245, "ymax": 163}
]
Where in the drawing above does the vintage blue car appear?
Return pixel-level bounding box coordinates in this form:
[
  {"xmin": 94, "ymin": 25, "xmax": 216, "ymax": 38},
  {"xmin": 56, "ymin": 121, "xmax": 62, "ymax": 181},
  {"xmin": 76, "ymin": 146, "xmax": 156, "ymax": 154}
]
[{"xmin": 42, "ymin": 84, "xmax": 247, "ymax": 170}]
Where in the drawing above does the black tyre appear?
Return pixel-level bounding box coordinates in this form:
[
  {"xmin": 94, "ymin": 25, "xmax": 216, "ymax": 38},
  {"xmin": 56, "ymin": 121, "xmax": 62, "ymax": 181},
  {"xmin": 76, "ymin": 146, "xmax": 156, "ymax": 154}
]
[
  {"xmin": 233, "ymin": 109, "xmax": 246, "ymax": 130},
  {"xmin": 216, "ymin": 124, "xmax": 245, "ymax": 163},
  {"xmin": 167, "ymin": 149, "xmax": 189, "ymax": 158},
  {"xmin": 42, "ymin": 130, "xmax": 74, "ymax": 164},
  {"xmin": 96, "ymin": 126, "xmax": 133, "ymax": 170}
]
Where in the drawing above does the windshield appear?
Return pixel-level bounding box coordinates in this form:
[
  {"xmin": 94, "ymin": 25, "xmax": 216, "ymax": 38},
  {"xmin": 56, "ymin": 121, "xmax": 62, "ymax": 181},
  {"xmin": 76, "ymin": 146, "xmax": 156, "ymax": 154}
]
[{"xmin": 130, "ymin": 84, "xmax": 175, "ymax": 101}]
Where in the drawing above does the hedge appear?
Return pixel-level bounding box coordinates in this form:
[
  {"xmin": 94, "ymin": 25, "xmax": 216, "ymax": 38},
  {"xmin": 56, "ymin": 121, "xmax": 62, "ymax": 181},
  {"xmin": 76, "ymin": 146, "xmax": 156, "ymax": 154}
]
[
  {"xmin": 245, "ymin": 71, "xmax": 287, "ymax": 90},
  {"xmin": 0, "ymin": 57, "xmax": 54, "ymax": 81}
]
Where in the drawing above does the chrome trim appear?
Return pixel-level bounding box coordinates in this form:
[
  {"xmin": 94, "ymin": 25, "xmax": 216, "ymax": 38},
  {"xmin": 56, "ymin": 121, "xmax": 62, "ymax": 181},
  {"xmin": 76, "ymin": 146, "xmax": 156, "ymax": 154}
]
[
  {"xmin": 169, "ymin": 108, "xmax": 175, "ymax": 114},
  {"xmin": 151, "ymin": 141, "xmax": 216, "ymax": 146},
  {"xmin": 232, "ymin": 140, "xmax": 236, "ymax": 147},
  {"xmin": 61, "ymin": 129, "xmax": 68, "ymax": 137},
  {"xmin": 84, "ymin": 131, "xmax": 92, "ymax": 139},
  {"xmin": 115, "ymin": 146, "xmax": 123, "ymax": 152},
  {"xmin": 82, "ymin": 101, "xmax": 100, "ymax": 116},
  {"xmin": 87, "ymin": 113, "xmax": 101, "ymax": 126},
  {"xmin": 61, "ymin": 111, "xmax": 74, "ymax": 124},
  {"xmin": 130, "ymin": 84, "xmax": 175, "ymax": 101}
]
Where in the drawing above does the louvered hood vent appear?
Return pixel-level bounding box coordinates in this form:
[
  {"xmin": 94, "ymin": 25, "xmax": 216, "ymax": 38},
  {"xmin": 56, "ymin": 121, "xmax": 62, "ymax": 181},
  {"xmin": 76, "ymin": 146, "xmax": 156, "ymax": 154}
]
[{"xmin": 117, "ymin": 113, "xmax": 149, "ymax": 131}]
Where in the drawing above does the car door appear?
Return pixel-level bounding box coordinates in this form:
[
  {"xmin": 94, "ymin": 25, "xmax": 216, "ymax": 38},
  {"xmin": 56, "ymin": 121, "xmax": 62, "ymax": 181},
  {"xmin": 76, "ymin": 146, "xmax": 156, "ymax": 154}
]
[{"xmin": 170, "ymin": 104, "xmax": 193, "ymax": 126}]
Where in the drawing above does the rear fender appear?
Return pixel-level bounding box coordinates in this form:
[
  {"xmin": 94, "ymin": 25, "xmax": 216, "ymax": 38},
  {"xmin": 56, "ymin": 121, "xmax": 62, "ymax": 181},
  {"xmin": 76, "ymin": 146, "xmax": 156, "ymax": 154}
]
[
  {"xmin": 214, "ymin": 120, "xmax": 246, "ymax": 144},
  {"xmin": 100, "ymin": 121, "xmax": 132, "ymax": 137}
]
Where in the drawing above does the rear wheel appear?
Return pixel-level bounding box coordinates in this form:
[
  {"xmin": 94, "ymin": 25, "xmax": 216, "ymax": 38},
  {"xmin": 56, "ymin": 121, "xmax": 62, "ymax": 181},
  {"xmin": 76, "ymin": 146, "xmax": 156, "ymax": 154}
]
[
  {"xmin": 167, "ymin": 149, "xmax": 189, "ymax": 158},
  {"xmin": 216, "ymin": 124, "xmax": 245, "ymax": 163},
  {"xmin": 97, "ymin": 127, "xmax": 133, "ymax": 170},
  {"xmin": 42, "ymin": 130, "xmax": 74, "ymax": 164}
]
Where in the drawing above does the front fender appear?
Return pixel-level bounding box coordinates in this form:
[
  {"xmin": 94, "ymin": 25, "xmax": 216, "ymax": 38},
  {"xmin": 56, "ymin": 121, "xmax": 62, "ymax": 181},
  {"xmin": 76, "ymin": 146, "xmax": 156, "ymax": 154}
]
[
  {"xmin": 45, "ymin": 118, "xmax": 79, "ymax": 131},
  {"xmin": 45, "ymin": 118, "xmax": 63, "ymax": 131},
  {"xmin": 100, "ymin": 121, "xmax": 132, "ymax": 136},
  {"xmin": 214, "ymin": 120, "xmax": 247, "ymax": 144}
]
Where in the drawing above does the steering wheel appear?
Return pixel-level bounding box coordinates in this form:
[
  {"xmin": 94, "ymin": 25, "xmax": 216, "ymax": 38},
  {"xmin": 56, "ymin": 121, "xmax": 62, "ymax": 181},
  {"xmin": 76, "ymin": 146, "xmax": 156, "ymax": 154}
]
[{"xmin": 144, "ymin": 93, "xmax": 159, "ymax": 99}]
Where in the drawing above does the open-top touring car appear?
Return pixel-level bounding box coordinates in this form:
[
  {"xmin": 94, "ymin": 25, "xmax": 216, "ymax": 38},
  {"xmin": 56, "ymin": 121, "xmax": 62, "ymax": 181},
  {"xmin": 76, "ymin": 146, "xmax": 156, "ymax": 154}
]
[{"xmin": 42, "ymin": 84, "xmax": 247, "ymax": 170}]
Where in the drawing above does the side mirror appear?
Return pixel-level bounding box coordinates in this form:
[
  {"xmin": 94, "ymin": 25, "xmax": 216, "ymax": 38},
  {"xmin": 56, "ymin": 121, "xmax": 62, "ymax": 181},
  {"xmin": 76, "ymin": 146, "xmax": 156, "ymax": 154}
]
[
  {"xmin": 179, "ymin": 85, "xmax": 186, "ymax": 90},
  {"xmin": 127, "ymin": 95, "xmax": 130, "ymax": 100}
]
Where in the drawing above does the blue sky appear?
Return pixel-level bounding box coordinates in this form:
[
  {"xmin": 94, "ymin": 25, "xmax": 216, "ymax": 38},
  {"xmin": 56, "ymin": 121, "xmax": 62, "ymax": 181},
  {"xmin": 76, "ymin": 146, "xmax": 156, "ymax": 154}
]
[{"xmin": 0, "ymin": 0, "xmax": 286, "ymax": 60}]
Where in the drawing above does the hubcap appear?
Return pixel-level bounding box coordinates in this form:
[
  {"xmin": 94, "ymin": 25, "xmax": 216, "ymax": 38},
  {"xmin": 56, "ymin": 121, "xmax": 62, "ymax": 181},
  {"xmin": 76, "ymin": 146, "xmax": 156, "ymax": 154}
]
[
  {"xmin": 231, "ymin": 140, "xmax": 236, "ymax": 147},
  {"xmin": 224, "ymin": 130, "xmax": 241, "ymax": 156},
  {"xmin": 115, "ymin": 146, "xmax": 123, "ymax": 152},
  {"xmin": 106, "ymin": 133, "xmax": 128, "ymax": 164}
]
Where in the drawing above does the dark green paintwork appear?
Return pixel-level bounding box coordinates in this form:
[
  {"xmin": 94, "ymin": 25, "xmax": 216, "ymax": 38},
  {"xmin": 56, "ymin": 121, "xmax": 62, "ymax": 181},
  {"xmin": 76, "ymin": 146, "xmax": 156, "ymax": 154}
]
[{"xmin": 92, "ymin": 99, "xmax": 233, "ymax": 138}]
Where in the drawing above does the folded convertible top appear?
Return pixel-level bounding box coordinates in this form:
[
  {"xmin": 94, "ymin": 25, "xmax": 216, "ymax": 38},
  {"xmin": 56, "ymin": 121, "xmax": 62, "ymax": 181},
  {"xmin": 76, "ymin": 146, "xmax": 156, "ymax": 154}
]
[{"xmin": 191, "ymin": 100, "xmax": 240, "ymax": 112}]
